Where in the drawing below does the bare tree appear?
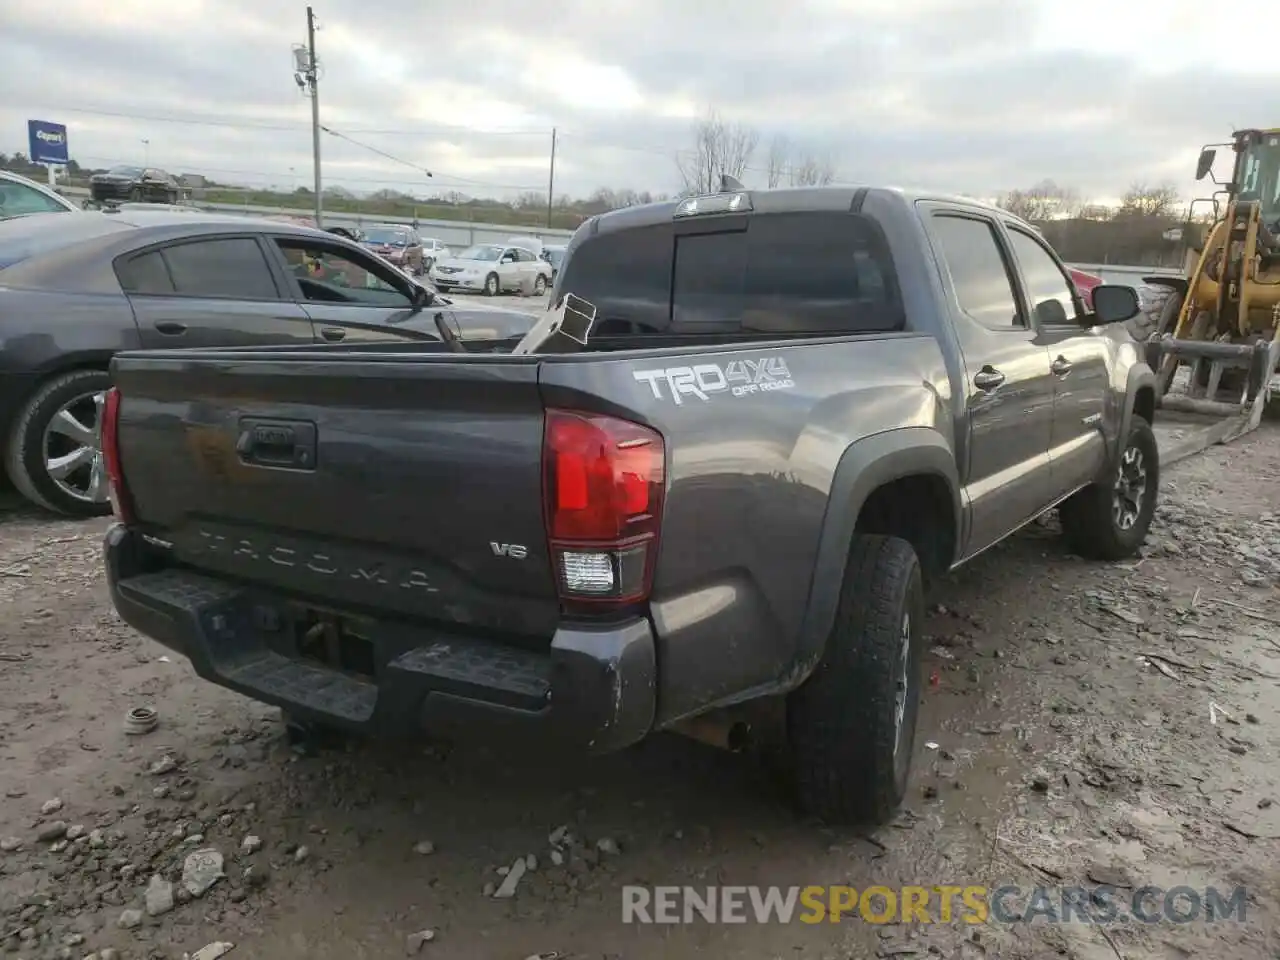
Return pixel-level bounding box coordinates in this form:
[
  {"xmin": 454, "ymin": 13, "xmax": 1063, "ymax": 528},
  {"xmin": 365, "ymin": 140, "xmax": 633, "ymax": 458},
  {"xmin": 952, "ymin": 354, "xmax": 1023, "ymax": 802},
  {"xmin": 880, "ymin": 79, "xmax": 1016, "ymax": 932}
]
[
  {"xmin": 998, "ymin": 179, "xmax": 1081, "ymax": 222},
  {"xmin": 765, "ymin": 134, "xmax": 790, "ymax": 188},
  {"xmin": 789, "ymin": 151, "xmax": 837, "ymax": 187},
  {"xmin": 1119, "ymin": 181, "xmax": 1180, "ymax": 219},
  {"xmin": 675, "ymin": 109, "xmax": 760, "ymax": 195}
]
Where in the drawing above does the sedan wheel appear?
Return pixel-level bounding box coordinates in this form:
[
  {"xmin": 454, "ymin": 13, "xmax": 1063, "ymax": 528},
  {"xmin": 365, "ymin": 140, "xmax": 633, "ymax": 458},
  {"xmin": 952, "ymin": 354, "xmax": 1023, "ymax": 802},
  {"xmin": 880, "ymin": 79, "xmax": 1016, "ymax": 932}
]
[
  {"xmin": 533, "ymin": 275, "xmax": 547, "ymax": 296},
  {"xmin": 5, "ymin": 369, "xmax": 113, "ymax": 517},
  {"xmin": 44, "ymin": 392, "xmax": 108, "ymax": 505}
]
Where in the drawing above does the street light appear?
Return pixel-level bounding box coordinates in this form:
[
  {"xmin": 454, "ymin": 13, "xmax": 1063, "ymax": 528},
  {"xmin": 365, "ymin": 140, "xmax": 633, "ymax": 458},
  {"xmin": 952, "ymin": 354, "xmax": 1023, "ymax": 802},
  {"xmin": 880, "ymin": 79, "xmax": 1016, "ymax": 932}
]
[{"xmin": 141, "ymin": 139, "xmax": 150, "ymax": 166}]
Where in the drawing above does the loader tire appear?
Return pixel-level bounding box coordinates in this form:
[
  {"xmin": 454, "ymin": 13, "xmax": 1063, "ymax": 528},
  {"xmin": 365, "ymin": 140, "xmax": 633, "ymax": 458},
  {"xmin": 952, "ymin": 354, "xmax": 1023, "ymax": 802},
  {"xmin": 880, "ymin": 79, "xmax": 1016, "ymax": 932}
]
[
  {"xmin": 786, "ymin": 535, "xmax": 923, "ymax": 826},
  {"xmin": 1059, "ymin": 417, "xmax": 1159, "ymax": 561}
]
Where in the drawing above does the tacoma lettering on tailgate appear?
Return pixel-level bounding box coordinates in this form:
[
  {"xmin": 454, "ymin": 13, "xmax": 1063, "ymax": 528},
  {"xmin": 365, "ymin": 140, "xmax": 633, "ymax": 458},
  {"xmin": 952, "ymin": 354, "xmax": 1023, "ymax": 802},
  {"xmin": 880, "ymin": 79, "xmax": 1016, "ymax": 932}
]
[
  {"xmin": 632, "ymin": 357, "xmax": 795, "ymax": 405},
  {"xmin": 193, "ymin": 530, "xmax": 439, "ymax": 593}
]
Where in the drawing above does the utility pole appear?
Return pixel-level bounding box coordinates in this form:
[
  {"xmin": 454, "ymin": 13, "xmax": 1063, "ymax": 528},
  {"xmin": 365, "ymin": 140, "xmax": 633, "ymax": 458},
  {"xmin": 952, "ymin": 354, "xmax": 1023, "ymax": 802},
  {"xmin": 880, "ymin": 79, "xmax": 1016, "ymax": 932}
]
[
  {"xmin": 545, "ymin": 127, "xmax": 557, "ymax": 229},
  {"xmin": 301, "ymin": 7, "xmax": 323, "ymax": 228}
]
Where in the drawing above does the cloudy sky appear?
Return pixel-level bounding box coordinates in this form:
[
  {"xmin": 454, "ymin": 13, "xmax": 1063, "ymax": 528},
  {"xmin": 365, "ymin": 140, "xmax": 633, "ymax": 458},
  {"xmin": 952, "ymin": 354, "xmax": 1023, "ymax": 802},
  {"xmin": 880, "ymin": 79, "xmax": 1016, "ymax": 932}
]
[{"xmin": 4, "ymin": 0, "xmax": 1277, "ymax": 206}]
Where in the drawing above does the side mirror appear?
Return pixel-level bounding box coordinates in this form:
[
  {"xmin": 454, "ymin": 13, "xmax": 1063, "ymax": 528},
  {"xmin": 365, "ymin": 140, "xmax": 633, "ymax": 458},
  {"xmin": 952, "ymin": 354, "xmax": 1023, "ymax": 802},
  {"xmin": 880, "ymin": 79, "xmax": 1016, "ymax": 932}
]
[
  {"xmin": 411, "ymin": 284, "xmax": 433, "ymax": 308},
  {"xmin": 1090, "ymin": 284, "xmax": 1140, "ymax": 325},
  {"xmin": 1196, "ymin": 148, "xmax": 1216, "ymax": 181},
  {"xmin": 501, "ymin": 255, "xmax": 515, "ymax": 264}
]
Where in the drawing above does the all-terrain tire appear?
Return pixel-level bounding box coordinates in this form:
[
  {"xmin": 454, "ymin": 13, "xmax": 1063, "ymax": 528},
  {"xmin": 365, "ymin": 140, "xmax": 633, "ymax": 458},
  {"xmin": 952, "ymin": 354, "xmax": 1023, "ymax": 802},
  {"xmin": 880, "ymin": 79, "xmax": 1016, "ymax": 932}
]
[
  {"xmin": 1059, "ymin": 417, "xmax": 1159, "ymax": 561},
  {"xmin": 5, "ymin": 369, "xmax": 113, "ymax": 517},
  {"xmin": 786, "ymin": 534, "xmax": 924, "ymax": 825}
]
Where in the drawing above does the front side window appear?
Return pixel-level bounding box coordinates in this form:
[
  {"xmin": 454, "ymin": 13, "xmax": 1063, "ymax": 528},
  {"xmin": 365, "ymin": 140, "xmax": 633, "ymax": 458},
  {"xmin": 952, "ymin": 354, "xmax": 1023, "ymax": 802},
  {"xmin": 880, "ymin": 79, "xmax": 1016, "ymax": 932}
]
[
  {"xmin": 1006, "ymin": 227, "xmax": 1078, "ymax": 326},
  {"xmin": 276, "ymin": 239, "xmax": 411, "ymax": 306}
]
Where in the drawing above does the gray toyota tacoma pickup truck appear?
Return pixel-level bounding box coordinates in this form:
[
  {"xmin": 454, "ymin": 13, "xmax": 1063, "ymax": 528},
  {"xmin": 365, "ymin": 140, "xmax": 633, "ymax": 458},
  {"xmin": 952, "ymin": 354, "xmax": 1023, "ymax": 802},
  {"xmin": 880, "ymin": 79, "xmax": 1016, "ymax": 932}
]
[{"xmin": 101, "ymin": 186, "xmax": 1160, "ymax": 825}]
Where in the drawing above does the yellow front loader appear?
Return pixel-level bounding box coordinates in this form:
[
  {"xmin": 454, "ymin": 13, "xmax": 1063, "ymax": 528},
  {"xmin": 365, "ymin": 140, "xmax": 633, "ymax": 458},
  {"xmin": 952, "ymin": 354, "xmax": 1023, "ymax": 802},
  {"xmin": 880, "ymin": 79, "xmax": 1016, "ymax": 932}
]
[{"xmin": 1144, "ymin": 128, "xmax": 1280, "ymax": 450}]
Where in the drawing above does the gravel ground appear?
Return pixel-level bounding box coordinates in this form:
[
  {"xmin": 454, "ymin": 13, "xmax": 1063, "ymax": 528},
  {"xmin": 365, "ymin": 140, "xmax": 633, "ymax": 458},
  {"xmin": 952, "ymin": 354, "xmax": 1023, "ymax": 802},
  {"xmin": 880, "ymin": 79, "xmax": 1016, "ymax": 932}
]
[{"xmin": 2, "ymin": 426, "xmax": 1280, "ymax": 960}]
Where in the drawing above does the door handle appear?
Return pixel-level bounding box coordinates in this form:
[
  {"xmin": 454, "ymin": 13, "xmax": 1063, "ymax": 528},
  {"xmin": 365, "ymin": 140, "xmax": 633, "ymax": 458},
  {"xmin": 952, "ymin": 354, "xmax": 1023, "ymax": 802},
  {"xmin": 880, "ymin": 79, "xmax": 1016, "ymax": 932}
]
[
  {"xmin": 1051, "ymin": 356, "xmax": 1073, "ymax": 376},
  {"xmin": 153, "ymin": 321, "xmax": 187, "ymax": 335},
  {"xmin": 319, "ymin": 327, "xmax": 347, "ymax": 342},
  {"xmin": 973, "ymin": 367, "xmax": 1006, "ymax": 391}
]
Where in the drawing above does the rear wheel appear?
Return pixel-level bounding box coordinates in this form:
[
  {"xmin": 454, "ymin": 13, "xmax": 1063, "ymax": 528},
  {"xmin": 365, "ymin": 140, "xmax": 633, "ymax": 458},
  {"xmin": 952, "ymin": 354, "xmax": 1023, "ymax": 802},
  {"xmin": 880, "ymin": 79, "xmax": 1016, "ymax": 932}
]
[
  {"xmin": 5, "ymin": 369, "xmax": 113, "ymax": 517},
  {"xmin": 786, "ymin": 535, "xmax": 924, "ymax": 825},
  {"xmin": 1059, "ymin": 416, "xmax": 1159, "ymax": 561}
]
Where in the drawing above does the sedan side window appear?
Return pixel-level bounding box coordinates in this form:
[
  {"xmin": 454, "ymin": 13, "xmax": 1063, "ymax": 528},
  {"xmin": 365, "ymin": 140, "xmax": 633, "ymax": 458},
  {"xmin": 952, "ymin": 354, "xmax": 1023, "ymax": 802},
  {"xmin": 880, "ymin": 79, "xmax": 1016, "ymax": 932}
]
[
  {"xmin": 161, "ymin": 238, "xmax": 280, "ymax": 300},
  {"xmin": 1006, "ymin": 227, "xmax": 1080, "ymax": 326},
  {"xmin": 116, "ymin": 250, "xmax": 175, "ymax": 294},
  {"xmin": 0, "ymin": 181, "xmax": 71, "ymax": 218},
  {"xmin": 275, "ymin": 239, "xmax": 413, "ymax": 307}
]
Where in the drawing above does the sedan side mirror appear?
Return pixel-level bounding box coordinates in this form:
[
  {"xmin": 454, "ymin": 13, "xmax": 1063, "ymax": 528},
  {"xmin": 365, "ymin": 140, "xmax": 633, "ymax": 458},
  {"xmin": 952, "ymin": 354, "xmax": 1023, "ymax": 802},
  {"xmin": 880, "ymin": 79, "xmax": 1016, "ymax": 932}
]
[
  {"xmin": 411, "ymin": 284, "xmax": 434, "ymax": 308},
  {"xmin": 1090, "ymin": 284, "xmax": 1140, "ymax": 325}
]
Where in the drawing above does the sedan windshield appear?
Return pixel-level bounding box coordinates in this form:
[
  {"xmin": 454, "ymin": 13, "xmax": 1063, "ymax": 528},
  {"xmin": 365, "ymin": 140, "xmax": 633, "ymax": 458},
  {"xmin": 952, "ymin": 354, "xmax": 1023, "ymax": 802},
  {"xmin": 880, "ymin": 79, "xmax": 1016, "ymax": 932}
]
[
  {"xmin": 457, "ymin": 245, "xmax": 503, "ymax": 261},
  {"xmin": 363, "ymin": 227, "xmax": 409, "ymax": 246},
  {"xmin": 107, "ymin": 165, "xmax": 144, "ymax": 178}
]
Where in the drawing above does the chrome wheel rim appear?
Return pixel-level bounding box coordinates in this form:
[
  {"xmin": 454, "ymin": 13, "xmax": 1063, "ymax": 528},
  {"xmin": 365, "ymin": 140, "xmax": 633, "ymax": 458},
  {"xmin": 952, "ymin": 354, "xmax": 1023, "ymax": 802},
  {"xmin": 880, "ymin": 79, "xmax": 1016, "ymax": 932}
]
[
  {"xmin": 486, "ymin": 275, "xmax": 497, "ymax": 294},
  {"xmin": 892, "ymin": 612, "xmax": 911, "ymax": 758},
  {"xmin": 43, "ymin": 390, "xmax": 108, "ymax": 504},
  {"xmin": 1112, "ymin": 445, "xmax": 1147, "ymax": 531}
]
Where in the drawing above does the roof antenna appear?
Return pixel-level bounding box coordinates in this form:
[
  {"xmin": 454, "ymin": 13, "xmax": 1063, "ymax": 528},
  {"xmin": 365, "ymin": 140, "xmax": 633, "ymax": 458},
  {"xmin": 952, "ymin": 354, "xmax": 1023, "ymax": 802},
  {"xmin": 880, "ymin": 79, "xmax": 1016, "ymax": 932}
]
[{"xmin": 719, "ymin": 173, "xmax": 746, "ymax": 193}]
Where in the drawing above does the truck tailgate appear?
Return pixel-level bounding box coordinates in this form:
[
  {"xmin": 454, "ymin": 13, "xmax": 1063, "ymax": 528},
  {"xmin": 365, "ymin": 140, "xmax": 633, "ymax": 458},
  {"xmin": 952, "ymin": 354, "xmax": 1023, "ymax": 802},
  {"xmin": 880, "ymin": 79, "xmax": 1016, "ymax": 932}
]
[{"xmin": 111, "ymin": 352, "xmax": 558, "ymax": 638}]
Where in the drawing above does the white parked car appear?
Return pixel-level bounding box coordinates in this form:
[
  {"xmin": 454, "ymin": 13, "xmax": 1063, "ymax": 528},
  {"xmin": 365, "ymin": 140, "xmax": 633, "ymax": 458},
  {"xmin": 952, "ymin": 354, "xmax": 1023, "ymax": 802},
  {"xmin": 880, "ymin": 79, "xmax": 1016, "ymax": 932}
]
[
  {"xmin": 429, "ymin": 243, "xmax": 552, "ymax": 297},
  {"xmin": 420, "ymin": 237, "xmax": 452, "ymax": 272},
  {"xmin": 0, "ymin": 169, "xmax": 78, "ymax": 220}
]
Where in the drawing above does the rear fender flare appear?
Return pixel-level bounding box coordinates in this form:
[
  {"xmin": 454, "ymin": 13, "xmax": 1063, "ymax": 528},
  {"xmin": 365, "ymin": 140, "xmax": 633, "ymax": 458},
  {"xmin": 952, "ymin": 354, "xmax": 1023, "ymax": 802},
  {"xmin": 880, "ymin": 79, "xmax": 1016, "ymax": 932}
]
[{"xmin": 787, "ymin": 428, "xmax": 961, "ymax": 690}]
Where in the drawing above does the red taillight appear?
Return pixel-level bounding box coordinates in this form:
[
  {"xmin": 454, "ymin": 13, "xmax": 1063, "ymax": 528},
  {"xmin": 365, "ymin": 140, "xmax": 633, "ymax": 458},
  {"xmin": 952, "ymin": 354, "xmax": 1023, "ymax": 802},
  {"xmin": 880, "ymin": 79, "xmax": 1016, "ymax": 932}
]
[
  {"xmin": 542, "ymin": 409, "xmax": 665, "ymax": 606},
  {"xmin": 100, "ymin": 387, "xmax": 135, "ymax": 524}
]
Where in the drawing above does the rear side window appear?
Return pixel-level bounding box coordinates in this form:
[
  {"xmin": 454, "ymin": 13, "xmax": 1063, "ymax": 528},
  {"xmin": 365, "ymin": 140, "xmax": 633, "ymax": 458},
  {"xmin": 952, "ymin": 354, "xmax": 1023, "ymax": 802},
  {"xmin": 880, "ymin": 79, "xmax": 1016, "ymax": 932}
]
[
  {"xmin": 159, "ymin": 238, "xmax": 279, "ymax": 299},
  {"xmin": 930, "ymin": 215, "xmax": 1022, "ymax": 329},
  {"xmin": 561, "ymin": 211, "xmax": 902, "ymax": 335},
  {"xmin": 117, "ymin": 250, "xmax": 174, "ymax": 294}
]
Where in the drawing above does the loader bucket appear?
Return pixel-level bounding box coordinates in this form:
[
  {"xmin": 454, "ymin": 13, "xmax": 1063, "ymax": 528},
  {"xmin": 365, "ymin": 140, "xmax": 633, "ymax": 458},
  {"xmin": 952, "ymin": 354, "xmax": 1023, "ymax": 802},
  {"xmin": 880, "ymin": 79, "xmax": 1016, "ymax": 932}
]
[{"xmin": 1145, "ymin": 334, "xmax": 1280, "ymax": 458}]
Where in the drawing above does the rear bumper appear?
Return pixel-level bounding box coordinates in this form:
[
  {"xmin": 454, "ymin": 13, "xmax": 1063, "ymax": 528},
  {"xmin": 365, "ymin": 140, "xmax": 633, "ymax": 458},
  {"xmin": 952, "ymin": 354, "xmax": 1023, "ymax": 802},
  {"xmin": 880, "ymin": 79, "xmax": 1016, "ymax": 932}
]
[{"xmin": 103, "ymin": 524, "xmax": 657, "ymax": 753}]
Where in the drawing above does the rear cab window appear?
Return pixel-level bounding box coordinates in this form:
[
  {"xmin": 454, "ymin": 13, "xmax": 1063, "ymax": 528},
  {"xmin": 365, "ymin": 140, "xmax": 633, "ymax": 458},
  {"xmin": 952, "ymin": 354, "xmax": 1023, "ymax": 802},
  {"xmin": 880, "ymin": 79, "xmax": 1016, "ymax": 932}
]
[{"xmin": 557, "ymin": 207, "xmax": 903, "ymax": 336}]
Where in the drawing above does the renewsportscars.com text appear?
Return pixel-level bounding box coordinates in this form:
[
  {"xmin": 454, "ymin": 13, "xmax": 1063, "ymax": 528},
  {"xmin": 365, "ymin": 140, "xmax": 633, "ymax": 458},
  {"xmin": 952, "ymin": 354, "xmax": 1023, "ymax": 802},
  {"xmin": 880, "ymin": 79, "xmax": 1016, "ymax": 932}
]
[{"xmin": 621, "ymin": 885, "xmax": 1248, "ymax": 925}]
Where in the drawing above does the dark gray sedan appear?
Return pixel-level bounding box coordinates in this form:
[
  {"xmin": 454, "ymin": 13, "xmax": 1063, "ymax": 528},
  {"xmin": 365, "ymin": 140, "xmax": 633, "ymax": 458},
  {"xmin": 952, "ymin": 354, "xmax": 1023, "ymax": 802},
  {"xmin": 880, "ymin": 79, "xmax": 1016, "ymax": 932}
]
[{"xmin": 0, "ymin": 208, "xmax": 537, "ymax": 517}]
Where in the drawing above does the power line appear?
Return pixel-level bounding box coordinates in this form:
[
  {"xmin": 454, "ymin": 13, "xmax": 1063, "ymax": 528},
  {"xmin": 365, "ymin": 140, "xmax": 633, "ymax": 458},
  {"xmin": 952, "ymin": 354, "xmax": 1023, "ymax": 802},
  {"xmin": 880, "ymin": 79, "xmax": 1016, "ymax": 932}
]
[
  {"xmin": 25, "ymin": 103, "xmax": 551, "ymax": 138},
  {"xmin": 22, "ymin": 102, "xmax": 851, "ymax": 187},
  {"xmin": 72, "ymin": 154, "xmax": 540, "ymax": 193}
]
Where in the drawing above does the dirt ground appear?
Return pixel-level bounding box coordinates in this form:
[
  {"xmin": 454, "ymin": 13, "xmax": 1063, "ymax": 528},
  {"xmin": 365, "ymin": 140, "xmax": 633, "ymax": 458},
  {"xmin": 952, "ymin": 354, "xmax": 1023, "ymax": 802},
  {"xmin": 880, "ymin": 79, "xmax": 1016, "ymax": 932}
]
[{"xmin": 3, "ymin": 425, "xmax": 1280, "ymax": 960}]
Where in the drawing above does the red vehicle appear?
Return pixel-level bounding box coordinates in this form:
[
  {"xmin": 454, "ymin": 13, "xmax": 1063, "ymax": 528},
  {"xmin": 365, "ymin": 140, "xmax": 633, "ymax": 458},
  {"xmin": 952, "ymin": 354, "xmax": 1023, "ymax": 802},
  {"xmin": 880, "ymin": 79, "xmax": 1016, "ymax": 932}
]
[{"xmin": 1068, "ymin": 266, "xmax": 1102, "ymax": 309}]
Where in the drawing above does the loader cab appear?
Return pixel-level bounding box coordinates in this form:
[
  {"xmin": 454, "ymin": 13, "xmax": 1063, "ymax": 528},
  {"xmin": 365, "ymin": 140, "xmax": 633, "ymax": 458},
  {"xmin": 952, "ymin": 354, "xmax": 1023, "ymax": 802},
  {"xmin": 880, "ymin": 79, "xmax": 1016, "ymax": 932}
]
[{"xmin": 1231, "ymin": 130, "xmax": 1280, "ymax": 226}]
